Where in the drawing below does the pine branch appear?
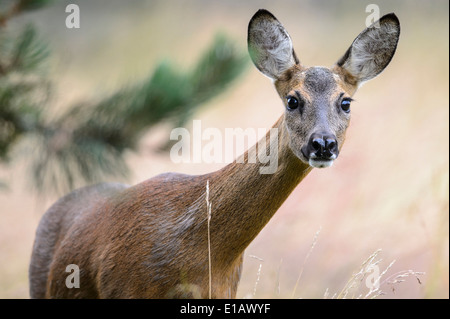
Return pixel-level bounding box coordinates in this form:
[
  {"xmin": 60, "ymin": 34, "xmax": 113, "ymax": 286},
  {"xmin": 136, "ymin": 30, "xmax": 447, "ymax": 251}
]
[
  {"xmin": 0, "ymin": 24, "xmax": 50, "ymax": 162},
  {"xmin": 30, "ymin": 34, "xmax": 248, "ymax": 195},
  {"xmin": 0, "ymin": 0, "xmax": 53, "ymax": 27},
  {"xmin": 0, "ymin": 0, "xmax": 248, "ymax": 196},
  {"xmin": 2, "ymin": 24, "xmax": 50, "ymax": 74}
]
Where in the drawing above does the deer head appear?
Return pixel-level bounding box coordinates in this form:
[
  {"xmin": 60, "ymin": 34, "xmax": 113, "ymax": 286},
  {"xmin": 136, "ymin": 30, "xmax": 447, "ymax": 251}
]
[{"xmin": 248, "ymin": 9, "xmax": 400, "ymax": 168}]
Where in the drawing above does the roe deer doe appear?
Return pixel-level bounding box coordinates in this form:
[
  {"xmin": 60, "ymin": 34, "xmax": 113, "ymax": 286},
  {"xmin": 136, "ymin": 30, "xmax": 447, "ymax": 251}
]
[{"xmin": 29, "ymin": 9, "xmax": 400, "ymax": 298}]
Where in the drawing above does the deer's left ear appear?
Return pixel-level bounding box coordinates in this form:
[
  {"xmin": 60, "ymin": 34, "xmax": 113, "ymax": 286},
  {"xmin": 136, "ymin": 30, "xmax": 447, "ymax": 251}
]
[
  {"xmin": 248, "ymin": 9, "xmax": 299, "ymax": 80},
  {"xmin": 334, "ymin": 13, "xmax": 400, "ymax": 87}
]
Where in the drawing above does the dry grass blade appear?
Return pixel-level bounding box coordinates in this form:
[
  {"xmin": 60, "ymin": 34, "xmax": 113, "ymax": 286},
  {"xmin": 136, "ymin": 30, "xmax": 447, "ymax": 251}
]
[
  {"xmin": 275, "ymin": 258, "xmax": 283, "ymax": 296},
  {"xmin": 364, "ymin": 259, "xmax": 396, "ymax": 299},
  {"xmin": 291, "ymin": 226, "xmax": 321, "ymax": 298},
  {"xmin": 384, "ymin": 270, "xmax": 426, "ymax": 294},
  {"xmin": 334, "ymin": 249, "xmax": 425, "ymax": 299},
  {"xmin": 206, "ymin": 180, "xmax": 212, "ymax": 299},
  {"xmin": 249, "ymin": 255, "xmax": 264, "ymax": 298},
  {"xmin": 337, "ymin": 249, "xmax": 383, "ymax": 299}
]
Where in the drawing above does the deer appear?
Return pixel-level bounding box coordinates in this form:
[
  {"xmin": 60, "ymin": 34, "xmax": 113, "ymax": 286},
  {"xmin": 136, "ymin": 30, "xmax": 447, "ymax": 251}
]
[{"xmin": 29, "ymin": 9, "xmax": 400, "ymax": 298}]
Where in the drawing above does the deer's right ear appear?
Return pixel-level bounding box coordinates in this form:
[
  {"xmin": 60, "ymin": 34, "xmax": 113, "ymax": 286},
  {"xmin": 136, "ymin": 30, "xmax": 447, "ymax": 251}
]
[{"xmin": 248, "ymin": 9, "xmax": 299, "ymax": 80}]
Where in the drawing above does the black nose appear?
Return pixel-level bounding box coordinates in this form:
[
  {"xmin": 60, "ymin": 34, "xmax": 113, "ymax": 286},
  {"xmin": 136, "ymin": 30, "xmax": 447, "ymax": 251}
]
[{"xmin": 308, "ymin": 133, "xmax": 338, "ymax": 158}]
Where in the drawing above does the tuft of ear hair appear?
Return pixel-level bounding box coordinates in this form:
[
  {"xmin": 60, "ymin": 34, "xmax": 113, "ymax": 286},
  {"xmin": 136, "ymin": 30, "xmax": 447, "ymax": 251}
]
[
  {"xmin": 335, "ymin": 13, "xmax": 400, "ymax": 86},
  {"xmin": 247, "ymin": 9, "xmax": 300, "ymax": 80}
]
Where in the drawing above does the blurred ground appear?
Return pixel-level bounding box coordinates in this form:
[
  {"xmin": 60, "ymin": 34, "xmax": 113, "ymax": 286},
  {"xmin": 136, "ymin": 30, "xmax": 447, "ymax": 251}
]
[{"xmin": 0, "ymin": 0, "xmax": 448, "ymax": 298}]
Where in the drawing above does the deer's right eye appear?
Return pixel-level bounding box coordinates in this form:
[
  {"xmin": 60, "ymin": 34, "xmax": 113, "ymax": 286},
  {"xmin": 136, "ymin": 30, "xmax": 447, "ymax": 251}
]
[{"xmin": 286, "ymin": 97, "xmax": 299, "ymax": 110}]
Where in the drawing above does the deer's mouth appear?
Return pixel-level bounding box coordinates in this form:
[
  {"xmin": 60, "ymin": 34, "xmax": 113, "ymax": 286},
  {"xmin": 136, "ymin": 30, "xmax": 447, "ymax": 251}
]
[
  {"xmin": 308, "ymin": 158, "xmax": 335, "ymax": 168},
  {"xmin": 301, "ymin": 149, "xmax": 336, "ymax": 169}
]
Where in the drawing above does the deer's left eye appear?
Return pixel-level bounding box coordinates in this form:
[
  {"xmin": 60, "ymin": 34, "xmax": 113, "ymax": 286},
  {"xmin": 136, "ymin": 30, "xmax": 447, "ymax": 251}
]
[
  {"xmin": 286, "ymin": 96, "xmax": 299, "ymax": 110},
  {"xmin": 341, "ymin": 98, "xmax": 352, "ymax": 113}
]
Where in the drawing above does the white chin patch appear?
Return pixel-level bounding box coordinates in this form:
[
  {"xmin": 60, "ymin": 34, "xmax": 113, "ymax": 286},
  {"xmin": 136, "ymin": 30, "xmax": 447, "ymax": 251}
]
[{"xmin": 309, "ymin": 159, "xmax": 334, "ymax": 169}]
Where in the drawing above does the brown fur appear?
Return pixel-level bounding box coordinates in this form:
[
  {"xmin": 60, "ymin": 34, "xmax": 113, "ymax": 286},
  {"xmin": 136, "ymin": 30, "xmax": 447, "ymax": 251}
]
[
  {"xmin": 29, "ymin": 9, "xmax": 399, "ymax": 299},
  {"xmin": 30, "ymin": 118, "xmax": 308, "ymax": 298}
]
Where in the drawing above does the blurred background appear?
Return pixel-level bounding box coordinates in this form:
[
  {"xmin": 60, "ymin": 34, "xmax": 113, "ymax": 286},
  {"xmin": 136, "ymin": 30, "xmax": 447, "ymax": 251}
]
[{"xmin": 0, "ymin": 0, "xmax": 448, "ymax": 298}]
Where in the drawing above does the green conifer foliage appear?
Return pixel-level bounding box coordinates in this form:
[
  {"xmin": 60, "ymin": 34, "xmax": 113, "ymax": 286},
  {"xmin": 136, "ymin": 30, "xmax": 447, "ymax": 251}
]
[{"xmin": 0, "ymin": 1, "xmax": 248, "ymax": 194}]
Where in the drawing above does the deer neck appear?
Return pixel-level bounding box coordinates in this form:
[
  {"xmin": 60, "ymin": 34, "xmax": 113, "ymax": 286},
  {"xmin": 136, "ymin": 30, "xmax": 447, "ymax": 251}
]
[{"xmin": 207, "ymin": 115, "xmax": 312, "ymax": 265}]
